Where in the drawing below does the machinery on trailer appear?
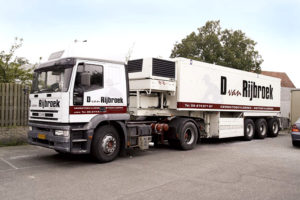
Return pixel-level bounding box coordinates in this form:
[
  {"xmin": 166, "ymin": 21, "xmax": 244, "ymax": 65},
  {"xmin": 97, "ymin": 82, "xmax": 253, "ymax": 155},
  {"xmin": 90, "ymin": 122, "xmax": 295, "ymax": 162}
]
[{"xmin": 28, "ymin": 51, "xmax": 281, "ymax": 162}]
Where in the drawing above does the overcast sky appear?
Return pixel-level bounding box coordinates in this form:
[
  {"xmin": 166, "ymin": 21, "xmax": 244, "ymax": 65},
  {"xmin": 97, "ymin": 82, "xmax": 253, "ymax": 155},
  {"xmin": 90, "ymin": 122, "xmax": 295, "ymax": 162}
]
[{"xmin": 0, "ymin": 0, "xmax": 299, "ymax": 87}]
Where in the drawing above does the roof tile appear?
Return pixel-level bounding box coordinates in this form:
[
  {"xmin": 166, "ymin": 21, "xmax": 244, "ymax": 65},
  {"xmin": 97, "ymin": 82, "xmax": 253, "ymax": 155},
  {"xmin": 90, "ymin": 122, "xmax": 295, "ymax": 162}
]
[{"xmin": 261, "ymin": 71, "xmax": 295, "ymax": 88}]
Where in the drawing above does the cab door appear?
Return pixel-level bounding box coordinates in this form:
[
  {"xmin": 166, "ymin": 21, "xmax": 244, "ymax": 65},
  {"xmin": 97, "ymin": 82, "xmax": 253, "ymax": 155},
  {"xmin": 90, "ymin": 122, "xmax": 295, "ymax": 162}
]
[{"xmin": 70, "ymin": 61, "xmax": 127, "ymax": 122}]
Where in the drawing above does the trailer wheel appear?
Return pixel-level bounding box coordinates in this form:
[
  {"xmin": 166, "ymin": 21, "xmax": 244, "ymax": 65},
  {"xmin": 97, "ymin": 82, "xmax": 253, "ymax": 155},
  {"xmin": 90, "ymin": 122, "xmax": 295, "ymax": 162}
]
[
  {"xmin": 255, "ymin": 118, "xmax": 267, "ymax": 139},
  {"xmin": 267, "ymin": 118, "xmax": 279, "ymax": 137},
  {"xmin": 178, "ymin": 122, "xmax": 198, "ymax": 150},
  {"xmin": 244, "ymin": 119, "xmax": 255, "ymax": 141},
  {"xmin": 91, "ymin": 125, "xmax": 120, "ymax": 163}
]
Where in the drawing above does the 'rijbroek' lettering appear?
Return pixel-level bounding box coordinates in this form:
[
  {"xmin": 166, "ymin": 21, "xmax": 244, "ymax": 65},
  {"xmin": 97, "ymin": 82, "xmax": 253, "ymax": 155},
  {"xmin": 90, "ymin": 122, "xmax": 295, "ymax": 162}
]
[
  {"xmin": 101, "ymin": 97, "xmax": 123, "ymax": 104},
  {"xmin": 242, "ymin": 80, "xmax": 273, "ymax": 101},
  {"xmin": 220, "ymin": 76, "xmax": 273, "ymax": 101},
  {"xmin": 39, "ymin": 100, "xmax": 60, "ymax": 108}
]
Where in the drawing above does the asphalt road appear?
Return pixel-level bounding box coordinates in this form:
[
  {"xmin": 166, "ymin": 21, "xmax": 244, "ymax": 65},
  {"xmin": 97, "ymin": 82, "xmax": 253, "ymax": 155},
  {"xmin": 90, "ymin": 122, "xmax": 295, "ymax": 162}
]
[{"xmin": 0, "ymin": 132, "xmax": 299, "ymax": 200}]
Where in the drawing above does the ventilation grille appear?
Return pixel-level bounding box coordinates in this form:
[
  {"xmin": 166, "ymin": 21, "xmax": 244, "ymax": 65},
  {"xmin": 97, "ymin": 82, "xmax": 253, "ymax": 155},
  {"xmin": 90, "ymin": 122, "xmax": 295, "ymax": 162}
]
[
  {"xmin": 152, "ymin": 58, "xmax": 175, "ymax": 78},
  {"xmin": 127, "ymin": 59, "xmax": 143, "ymax": 73}
]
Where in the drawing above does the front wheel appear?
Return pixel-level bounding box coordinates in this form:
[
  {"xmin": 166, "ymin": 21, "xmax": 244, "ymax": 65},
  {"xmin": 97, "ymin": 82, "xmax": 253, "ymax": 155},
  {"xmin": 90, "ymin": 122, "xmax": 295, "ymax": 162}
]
[{"xmin": 91, "ymin": 125, "xmax": 120, "ymax": 163}]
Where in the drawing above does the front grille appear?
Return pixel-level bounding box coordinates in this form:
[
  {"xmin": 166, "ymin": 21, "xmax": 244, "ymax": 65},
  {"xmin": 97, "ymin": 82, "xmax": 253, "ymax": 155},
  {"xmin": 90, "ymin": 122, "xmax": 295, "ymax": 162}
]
[
  {"xmin": 30, "ymin": 110, "xmax": 57, "ymax": 120},
  {"xmin": 72, "ymin": 131, "xmax": 85, "ymax": 139},
  {"xmin": 30, "ymin": 110, "xmax": 58, "ymax": 113},
  {"xmin": 45, "ymin": 113, "xmax": 53, "ymax": 117},
  {"xmin": 36, "ymin": 127, "xmax": 51, "ymax": 132},
  {"xmin": 33, "ymin": 138, "xmax": 54, "ymax": 146},
  {"xmin": 152, "ymin": 58, "xmax": 175, "ymax": 78},
  {"xmin": 127, "ymin": 59, "xmax": 143, "ymax": 73},
  {"xmin": 30, "ymin": 116, "xmax": 58, "ymax": 120}
]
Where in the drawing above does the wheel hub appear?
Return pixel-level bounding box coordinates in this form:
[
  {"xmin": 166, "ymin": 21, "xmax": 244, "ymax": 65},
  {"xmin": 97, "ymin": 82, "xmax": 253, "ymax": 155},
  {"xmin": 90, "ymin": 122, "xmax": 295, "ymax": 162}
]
[
  {"xmin": 102, "ymin": 135, "xmax": 117, "ymax": 154},
  {"xmin": 260, "ymin": 124, "xmax": 266, "ymax": 135},
  {"xmin": 273, "ymin": 123, "xmax": 278, "ymax": 133},
  {"xmin": 184, "ymin": 129, "xmax": 194, "ymax": 145},
  {"xmin": 247, "ymin": 124, "xmax": 253, "ymax": 136}
]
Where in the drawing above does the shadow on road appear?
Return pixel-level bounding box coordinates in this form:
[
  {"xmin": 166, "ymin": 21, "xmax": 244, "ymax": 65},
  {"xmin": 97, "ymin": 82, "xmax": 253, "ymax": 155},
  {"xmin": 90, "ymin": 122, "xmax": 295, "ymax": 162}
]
[{"xmin": 8, "ymin": 132, "xmax": 290, "ymax": 167}]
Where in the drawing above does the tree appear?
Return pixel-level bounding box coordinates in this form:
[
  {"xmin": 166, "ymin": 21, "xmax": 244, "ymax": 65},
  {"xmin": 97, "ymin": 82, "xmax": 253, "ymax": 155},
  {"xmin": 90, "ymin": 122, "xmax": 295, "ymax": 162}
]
[
  {"xmin": 170, "ymin": 20, "xmax": 263, "ymax": 73},
  {"xmin": 0, "ymin": 38, "xmax": 33, "ymax": 85}
]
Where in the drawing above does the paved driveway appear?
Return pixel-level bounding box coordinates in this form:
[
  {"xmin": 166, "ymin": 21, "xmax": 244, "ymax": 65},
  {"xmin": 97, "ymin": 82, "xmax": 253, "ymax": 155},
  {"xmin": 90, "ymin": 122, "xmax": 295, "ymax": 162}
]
[{"xmin": 0, "ymin": 132, "xmax": 299, "ymax": 200}]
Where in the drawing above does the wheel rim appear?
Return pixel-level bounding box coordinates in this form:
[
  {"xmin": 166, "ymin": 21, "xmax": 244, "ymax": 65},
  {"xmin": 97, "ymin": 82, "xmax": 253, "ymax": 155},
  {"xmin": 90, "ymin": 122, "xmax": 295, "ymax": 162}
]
[
  {"xmin": 260, "ymin": 124, "xmax": 267, "ymax": 136},
  {"xmin": 184, "ymin": 128, "xmax": 195, "ymax": 145},
  {"xmin": 247, "ymin": 124, "xmax": 254, "ymax": 137},
  {"xmin": 272, "ymin": 122, "xmax": 279, "ymax": 133},
  {"xmin": 101, "ymin": 135, "xmax": 117, "ymax": 155}
]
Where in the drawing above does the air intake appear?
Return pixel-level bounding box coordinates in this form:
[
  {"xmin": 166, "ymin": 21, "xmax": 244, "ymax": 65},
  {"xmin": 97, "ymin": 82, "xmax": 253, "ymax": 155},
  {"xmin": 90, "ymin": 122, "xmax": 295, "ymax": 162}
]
[
  {"xmin": 128, "ymin": 57, "xmax": 176, "ymax": 92},
  {"xmin": 152, "ymin": 58, "xmax": 175, "ymax": 79},
  {"xmin": 127, "ymin": 59, "xmax": 143, "ymax": 73},
  {"xmin": 128, "ymin": 57, "xmax": 176, "ymax": 81}
]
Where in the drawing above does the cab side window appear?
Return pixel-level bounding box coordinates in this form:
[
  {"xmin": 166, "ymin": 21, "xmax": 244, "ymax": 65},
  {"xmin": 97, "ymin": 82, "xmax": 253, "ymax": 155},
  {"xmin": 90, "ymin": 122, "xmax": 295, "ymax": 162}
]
[{"xmin": 75, "ymin": 64, "xmax": 104, "ymax": 92}]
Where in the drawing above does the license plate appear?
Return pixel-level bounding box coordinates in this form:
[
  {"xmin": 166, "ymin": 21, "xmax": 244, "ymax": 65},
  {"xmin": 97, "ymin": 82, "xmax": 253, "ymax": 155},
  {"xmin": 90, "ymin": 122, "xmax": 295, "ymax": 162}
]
[{"xmin": 37, "ymin": 133, "xmax": 46, "ymax": 140}]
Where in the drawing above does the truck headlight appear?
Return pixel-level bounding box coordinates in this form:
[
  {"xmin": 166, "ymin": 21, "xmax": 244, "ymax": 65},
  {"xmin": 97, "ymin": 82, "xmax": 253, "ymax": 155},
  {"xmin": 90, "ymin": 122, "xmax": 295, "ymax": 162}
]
[{"xmin": 54, "ymin": 130, "xmax": 70, "ymax": 137}]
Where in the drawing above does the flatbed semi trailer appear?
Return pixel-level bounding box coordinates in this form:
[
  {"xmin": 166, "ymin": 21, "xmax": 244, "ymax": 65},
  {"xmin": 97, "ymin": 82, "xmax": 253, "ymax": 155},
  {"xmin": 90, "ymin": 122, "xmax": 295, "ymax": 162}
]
[{"xmin": 28, "ymin": 51, "xmax": 281, "ymax": 162}]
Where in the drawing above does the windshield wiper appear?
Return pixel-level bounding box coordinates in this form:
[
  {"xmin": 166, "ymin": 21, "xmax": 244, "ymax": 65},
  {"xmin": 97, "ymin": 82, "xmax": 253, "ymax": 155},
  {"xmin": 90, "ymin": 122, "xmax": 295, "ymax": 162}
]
[{"xmin": 38, "ymin": 88, "xmax": 53, "ymax": 93}]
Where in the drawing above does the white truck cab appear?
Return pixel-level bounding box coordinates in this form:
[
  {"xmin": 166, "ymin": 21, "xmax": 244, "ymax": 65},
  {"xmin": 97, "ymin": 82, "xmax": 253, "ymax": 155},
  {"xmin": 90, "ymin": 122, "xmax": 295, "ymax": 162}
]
[{"xmin": 28, "ymin": 54, "xmax": 132, "ymax": 159}]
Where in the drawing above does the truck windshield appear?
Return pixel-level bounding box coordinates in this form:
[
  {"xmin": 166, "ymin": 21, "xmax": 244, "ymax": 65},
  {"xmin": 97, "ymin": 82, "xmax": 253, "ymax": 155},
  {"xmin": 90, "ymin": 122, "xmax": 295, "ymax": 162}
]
[{"xmin": 32, "ymin": 67, "xmax": 73, "ymax": 93}]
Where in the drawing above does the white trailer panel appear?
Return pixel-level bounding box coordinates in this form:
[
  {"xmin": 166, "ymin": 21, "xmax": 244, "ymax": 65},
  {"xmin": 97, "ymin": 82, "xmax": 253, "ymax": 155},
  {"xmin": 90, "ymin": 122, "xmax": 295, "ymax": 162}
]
[{"xmin": 175, "ymin": 58, "xmax": 281, "ymax": 113}]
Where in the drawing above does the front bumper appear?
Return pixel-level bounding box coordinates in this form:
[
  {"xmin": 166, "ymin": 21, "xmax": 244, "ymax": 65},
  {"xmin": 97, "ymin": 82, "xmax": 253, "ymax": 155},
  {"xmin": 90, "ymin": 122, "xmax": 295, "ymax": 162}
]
[
  {"xmin": 28, "ymin": 129, "xmax": 71, "ymax": 152},
  {"xmin": 291, "ymin": 131, "xmax": 300, "ymax": 141},
  {"xmin": 28, "ymin": 122, "xmax": 91, "ymax": 154}
]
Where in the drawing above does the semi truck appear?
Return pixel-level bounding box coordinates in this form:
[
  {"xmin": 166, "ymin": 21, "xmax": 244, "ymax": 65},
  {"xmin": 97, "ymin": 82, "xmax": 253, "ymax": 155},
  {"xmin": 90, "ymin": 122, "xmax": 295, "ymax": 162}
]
[{"xmin": 28, "ymin": 51, "xmax": 282, "ymax": 162}]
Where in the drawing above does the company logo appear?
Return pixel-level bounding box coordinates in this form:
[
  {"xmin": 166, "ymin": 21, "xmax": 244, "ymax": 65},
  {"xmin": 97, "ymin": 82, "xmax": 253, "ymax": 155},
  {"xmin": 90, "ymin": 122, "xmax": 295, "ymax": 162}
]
[
  {"xmin": 101, "ymin": 97, "xmax": 123, "ymax": 104},
  {"xmin": 220, "ymin": 76, "xmax": 273, "ymax": 101},
  {"xmin": 39, "ymin": 100, "xmax": 60, "ymax": 108},
  {"xmin": 242, "ymin": 80, "xmax": 273, "ymax": 100}
]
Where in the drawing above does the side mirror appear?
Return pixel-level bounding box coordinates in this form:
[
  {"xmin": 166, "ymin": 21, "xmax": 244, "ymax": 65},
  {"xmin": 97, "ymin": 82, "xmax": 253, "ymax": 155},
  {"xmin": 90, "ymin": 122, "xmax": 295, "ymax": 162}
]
[{"xmin": 73, "ymin": 86, "xmax": 84, "ymax": 105}]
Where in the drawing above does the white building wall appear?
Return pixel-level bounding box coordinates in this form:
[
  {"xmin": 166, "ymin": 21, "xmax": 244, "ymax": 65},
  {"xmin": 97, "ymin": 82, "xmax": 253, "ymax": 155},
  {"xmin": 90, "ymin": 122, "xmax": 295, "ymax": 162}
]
[
  {"xmin": 281, "ymin": 87, "xmax": 293, "ymax": 128},
  {"xmin": 281, "ymin": 87, "xmax": 292, "ymax": 118},
  {"xmin": 291, "ymin": 89, "xmax": 300, "ymax": 125}
]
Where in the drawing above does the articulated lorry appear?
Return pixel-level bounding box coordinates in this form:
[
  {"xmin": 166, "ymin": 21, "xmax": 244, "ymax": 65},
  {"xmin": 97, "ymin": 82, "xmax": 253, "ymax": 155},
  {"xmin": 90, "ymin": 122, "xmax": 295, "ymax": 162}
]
[{"xmin": 28, "ymin": 51, "xmax": 281, "ymax": 162}]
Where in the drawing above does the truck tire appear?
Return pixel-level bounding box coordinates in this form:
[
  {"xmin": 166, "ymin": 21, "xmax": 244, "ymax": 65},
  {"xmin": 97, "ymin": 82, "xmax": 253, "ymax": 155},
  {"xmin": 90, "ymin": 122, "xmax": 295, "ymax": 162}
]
[
  {"xmin": 91, "ymin": 125, "xmax": 120, "ymax": 163},
  {"xmin": 255, "ymin": 118, "xmax": 267, "ymax": 139},
  {"xmin": 267, "ymin": 118, "xmax": 279, "ymax": 137},
  {"xmin": 244, "ymin": 119, "xmax": 255, "ymax": 141},
  {"xmin": 178, "ymin": 121, "xmax": 198, "ymax": 150}
]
